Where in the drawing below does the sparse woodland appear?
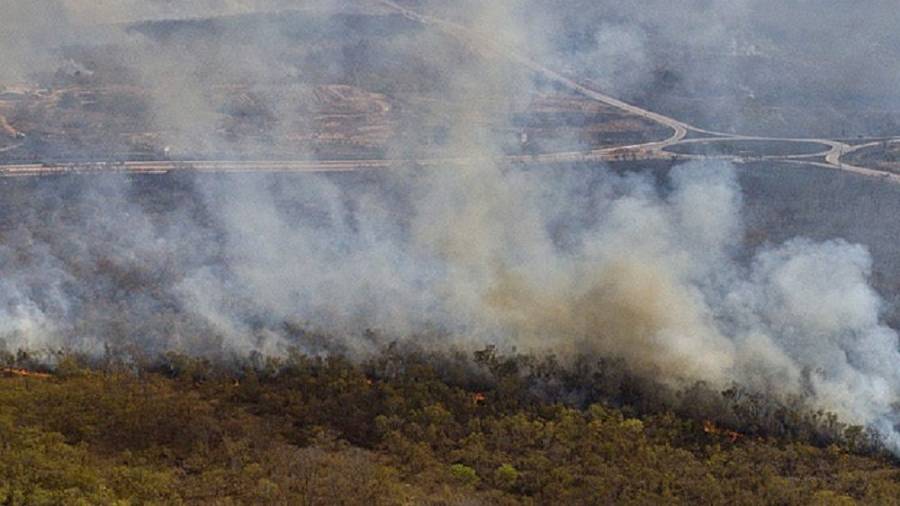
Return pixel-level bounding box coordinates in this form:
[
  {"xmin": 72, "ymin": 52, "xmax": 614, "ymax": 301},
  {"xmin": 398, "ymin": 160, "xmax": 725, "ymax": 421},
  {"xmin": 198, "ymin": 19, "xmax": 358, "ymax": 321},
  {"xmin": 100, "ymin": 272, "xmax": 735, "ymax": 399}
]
[{"xmin": 0, "ymin": 346, "xmax": 897, "ymax": 505}]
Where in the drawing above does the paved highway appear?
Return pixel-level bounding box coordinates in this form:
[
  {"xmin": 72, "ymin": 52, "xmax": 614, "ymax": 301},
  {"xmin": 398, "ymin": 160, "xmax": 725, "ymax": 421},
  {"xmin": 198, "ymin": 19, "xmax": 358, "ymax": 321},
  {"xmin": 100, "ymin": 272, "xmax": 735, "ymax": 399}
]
[
  {"xmin": 374, "ymin": 0, "xmax": 900, "ymax": 181},
  {"xmin": 1, "ymin": 1, "xmax": 899, "ymax": 181}
]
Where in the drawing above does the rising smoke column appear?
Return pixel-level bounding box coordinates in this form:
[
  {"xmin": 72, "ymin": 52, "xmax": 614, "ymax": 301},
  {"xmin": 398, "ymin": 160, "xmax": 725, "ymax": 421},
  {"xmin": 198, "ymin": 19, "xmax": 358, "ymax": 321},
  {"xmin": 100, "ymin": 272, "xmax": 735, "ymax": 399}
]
[
  {"xmin": 3, "ymin": 160, "xmax": 898, "ymax": 451},
  {"xmin": 0, "ymin": 0, "xmax": 898, "ymax": 451},
  {"xmin": 167, "ymin": 154, "xmax": 900, "ymax": 451}
]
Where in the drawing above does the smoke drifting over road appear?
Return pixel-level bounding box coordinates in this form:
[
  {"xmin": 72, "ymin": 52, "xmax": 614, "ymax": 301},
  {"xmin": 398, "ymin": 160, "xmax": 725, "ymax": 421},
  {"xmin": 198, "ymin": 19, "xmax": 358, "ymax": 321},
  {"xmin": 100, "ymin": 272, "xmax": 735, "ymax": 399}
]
[{"xmin": 1, "ymin": 1, "xmax": 899, "ymax": 451}]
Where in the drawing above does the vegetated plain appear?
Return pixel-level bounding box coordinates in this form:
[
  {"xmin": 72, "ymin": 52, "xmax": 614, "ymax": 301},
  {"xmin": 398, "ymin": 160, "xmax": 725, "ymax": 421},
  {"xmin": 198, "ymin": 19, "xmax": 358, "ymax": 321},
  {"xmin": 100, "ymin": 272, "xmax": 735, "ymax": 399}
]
[
  {"xmin": 845, "ymin": 141, "xmax": 900, "ymax": 174},
  {"xmin": 0, "ymin": 10, "xmax": 667, "ymax": 165}
]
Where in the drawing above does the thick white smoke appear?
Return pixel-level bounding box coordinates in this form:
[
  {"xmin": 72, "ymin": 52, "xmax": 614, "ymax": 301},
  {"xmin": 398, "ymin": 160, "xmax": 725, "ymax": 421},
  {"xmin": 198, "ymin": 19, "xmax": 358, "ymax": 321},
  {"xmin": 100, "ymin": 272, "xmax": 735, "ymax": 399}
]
[
  {"xmin": 732, "ymin": 238, "xmax": 900, "ymax": 447},
  {"xmin": 147, "ymin": 157, "xmax": 900, "ymax": 451},
  {"xmin": 1, "ymin": 0, "xmax": 898, "ymax": 452}
]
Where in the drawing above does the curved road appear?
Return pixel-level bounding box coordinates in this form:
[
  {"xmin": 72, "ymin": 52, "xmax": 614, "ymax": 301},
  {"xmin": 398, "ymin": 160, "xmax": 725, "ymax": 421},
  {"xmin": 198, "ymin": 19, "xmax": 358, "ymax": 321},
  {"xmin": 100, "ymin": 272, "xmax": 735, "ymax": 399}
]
[
  {"xmin": 1, "ymin": 1, "xmax": 899, "ymax": 181},
  {"xmin": 375, "ymin": 0, "xmax": 900, "ymax": 181}
]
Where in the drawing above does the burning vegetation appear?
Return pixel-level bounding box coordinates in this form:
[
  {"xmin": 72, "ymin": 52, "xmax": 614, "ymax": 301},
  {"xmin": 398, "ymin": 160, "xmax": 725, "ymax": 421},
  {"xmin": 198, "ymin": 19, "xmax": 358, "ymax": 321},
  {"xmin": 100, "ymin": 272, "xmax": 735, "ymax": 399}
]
[
  {"xmin": 0, "ymin": 347, "xmax": 898, "ymax": 504},
  {"xmin": 0, "ymin": 366, "xmax": 51, "ymax": 379}
]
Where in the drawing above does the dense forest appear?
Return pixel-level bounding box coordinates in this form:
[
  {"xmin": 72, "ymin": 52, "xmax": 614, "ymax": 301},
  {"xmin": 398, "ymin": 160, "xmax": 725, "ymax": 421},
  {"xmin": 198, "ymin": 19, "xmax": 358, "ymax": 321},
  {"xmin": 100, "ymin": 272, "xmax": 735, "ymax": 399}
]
[{"xmin": 1, "ymin": 345, "xmax": 898, "ymax": 505}]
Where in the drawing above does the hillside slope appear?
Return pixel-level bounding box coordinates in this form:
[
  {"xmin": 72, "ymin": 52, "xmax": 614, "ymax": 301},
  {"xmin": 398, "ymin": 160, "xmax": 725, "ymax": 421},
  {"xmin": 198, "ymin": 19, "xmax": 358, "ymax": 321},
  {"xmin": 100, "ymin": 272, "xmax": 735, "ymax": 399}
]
[{"xmin": 1, "ymin": 349, "xmax": 898, "ymax": 504}]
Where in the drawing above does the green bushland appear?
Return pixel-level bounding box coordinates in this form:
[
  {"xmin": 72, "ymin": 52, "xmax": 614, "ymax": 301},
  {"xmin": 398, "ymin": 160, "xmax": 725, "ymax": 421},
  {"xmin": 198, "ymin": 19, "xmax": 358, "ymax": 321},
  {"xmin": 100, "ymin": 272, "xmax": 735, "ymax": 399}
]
[{"xmin": 0, "ymin": 345, "xmax": 897, "ymax": 505}]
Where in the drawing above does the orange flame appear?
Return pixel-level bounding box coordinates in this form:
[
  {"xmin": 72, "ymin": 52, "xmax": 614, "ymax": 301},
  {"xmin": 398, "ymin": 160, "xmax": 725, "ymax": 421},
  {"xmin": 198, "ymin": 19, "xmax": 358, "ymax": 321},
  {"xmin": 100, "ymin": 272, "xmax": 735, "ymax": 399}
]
[
  {"xmin": 1, "ymin": 367, "xmax": 52, "ymax": 380},
  {"xmin": 703, "ymin": 420, "xmax": 741, "ymax": 443}
]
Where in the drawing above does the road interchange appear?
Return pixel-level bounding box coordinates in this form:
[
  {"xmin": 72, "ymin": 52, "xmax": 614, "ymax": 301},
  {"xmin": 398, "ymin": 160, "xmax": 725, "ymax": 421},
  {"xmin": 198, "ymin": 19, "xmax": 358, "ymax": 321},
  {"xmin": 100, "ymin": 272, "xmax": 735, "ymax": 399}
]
[{"xmin": 1, "ymin": 1, "xmax": 899, "ymax": 182}]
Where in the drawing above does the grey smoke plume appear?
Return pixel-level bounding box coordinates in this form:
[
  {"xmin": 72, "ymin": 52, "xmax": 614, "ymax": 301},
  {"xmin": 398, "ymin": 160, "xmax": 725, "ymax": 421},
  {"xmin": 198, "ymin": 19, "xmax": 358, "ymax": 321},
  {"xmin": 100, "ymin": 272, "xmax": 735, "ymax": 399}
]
[
  {"xmin": 1, "ymin": 0, "xmax": 899, "ymax": 451},
  {"xmin": 0, "ymin": 2, "xmax": 70, "ymax": 82},
  {"xmin": 5, "ymin": 158, "xmax": 899, "ymax": 449}
]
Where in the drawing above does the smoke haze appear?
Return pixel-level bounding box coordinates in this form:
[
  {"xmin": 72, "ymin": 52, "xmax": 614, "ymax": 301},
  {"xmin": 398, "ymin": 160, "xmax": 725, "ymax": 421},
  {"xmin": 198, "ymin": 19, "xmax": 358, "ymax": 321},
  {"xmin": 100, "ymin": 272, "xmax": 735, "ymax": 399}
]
[{"xmin": 1, "ymin": 0, "xmax": 899, "ymax": 451}]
